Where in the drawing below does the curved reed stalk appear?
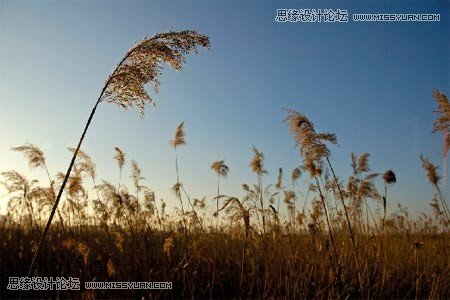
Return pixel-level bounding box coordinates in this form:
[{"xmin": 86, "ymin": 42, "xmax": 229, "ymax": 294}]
[{"xmin": 22, "ymin": 30, "xmax": 210, "ymax": 292}]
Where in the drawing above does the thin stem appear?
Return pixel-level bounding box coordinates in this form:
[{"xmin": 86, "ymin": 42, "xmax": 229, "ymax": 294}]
[
  {"xmin": 415, "ymin": 247, "xmax": 420, "ymax": 300},
  {"xmin": 258, "ymin": 172, "xmax": 266, "ymax": 235},
  {"xmin": 325, "ymin": 156, "xmax": 364, "ymax": 294},
  {"xmin": 436, "ymin": 185, "xmax": 450, "ymax": 226},
  {"xmin": 314, "ymin": 176, "xmax": 341, "ymax": 285},
  {"xmin": 22, "ymin": 46, "xmax": 137, "ymax": 298},
  {"xmin": 174, "ymin": 147, "xmax": 189, "ymax": 256},
  {"xmin": 292, "ymin": 180, "xmax": 296, "ymax": 232},
  {"xmin": 175, "ymin": 148, "xmax": 187, "ymax": 226},
  {"xmin": 216, "ymin": 175, "xmax": 220, "ymax": 231}
]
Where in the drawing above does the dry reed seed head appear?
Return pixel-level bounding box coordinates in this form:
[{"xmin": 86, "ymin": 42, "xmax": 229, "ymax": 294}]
[
  {"xmin": 211, "ymin": 160, "xmax": 229, "ymax": 178},
  {"xmin": 130, "ymin": 160, "xmax": 145, "ymax": 189},
  {"xmin": 28, "ymin": 186, "xmax": 54, "ymax": 205},
  {"xmin": 364, "ymin": 172, "xmax": 379, "ymax": 181},
  {"xmin": 283, "ymin": 190, "xmax": 296, "ymax": 204},
  {"xmin": 101, "ymin": 30, "xmax": 210, "ymax": 117},
  {"xmin": 197, "ymin": 197, "xmax": 206, "ymax": 209},
  {"xmin": 432, "ymin": 89, "xmax": 450, "ymax": 157},
  {"xmin": 67, "ymin": 171, "xmax": 86, "ymax": 198},
  {"xmin": 308, "ymin": 183, "xmax": 318, "ymax": 193},
  {"xmin": 291, "ymin": 167, "xmax": 301, "ymax": 182},
  {"xmin": 1, "ymin": 170, "xmax": 28, "ymax": 193},
  {"xmin": 302, "ymin": 160, "xmax": 323, "ymax": 178},
  {"xmin": 114, "ymin": 147, "xmax": 126, "ymax": 170},
  {"xmin": 357, "ymin": 179, "xmax": 379, "ymax": 199},
  {"xmin": 98, "ymin": 180, "xmax": 121, "ymax": 204},
  {"xmin": 249, "ymin": 146, "xmax": 267, "ymax": 174},
  {"xmin": 171, "ymin": 182, "xmax": 183, "ymax": 194},
  {"xmin": 170, "ymin": 121, "xmax": 186, "ymax": 148},
  {"xmin": 269, "ymin": 195, "xmax": 276, "ymax": 204},
  {"xmin": 68, "ymin": 147, "xmax": 96, "ymax": 179},
  {"xmin": 347, "ymin": 176, "xmax": 357, "ymax": 197},
  {"xmin": 11, "ymin": 143, "xmax": 46, "ymax": 169},
  {"xmin": 420, "ymin": 155, "xmax": 440, "ymax": 185},
  {"xmin": 356, "ymin": 153, "xmax": 371, "ymax": 174},
  {"xmin": 284, "ymin": 109, "xmax": 337, "ymax": 177},
  {"xmin": 351, "ymin": 152, "xmax": 358, "ymax": 173},
  {"xmin": 275, "ymin": 168, "xmax": 283, "ymax": 189},
  {"xmin": 444, "ymin": 132, "xmax": 450, "ymax": 158},
  {"xmin": 383, "ymin": 170, "xmax": 397, "ymax": 185}
]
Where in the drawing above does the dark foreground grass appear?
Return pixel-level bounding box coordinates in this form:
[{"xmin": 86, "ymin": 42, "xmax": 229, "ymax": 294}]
[{"xmin": 1, "ymin": 223, "xmax": 449, "ymax": 299}]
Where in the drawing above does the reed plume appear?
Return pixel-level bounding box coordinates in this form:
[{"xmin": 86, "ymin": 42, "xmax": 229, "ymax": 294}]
[
  {"xmin": 68, "ymin": 148, "xmax": 96, "ymax": 180},
  {"xmin": 284, "ymin": 109, "xmax": 336, "ymax": 178},
  {"xmin": 170, "ymin": 121, "xmax": 203, "ymax": 233},
  {"xmin": 113, "ymin": 146, "xmax": 126, "ymax": 194},
  {"xmin": 290, "ymin": 167, "xmax": 301, "ymax": 230},
  {"xmin": 275, "ymin": 167, "xmax": 283, "ymax": 190},
  {"xmin": 211, "ymin": 159, "xmax": 229, "ymax": 229},
  {"xmin": 356, "ymin": 153, "xmax": 371, "ymax": 173},
  {"xmin": 432, "ymin": 89, "xmax": 450, "ymax": 157},
  {"xmin": 420, "ymin": 155, "xmax": 440, "ymax": 186},
  {"xmin": 11, "ymin": 144, "xmax": 46, "ymax": 170},
  {"xmin": 249, "ymin": 146, "xmax": 267, "ymax": 234},
  {"xmin": 218, "ymin": 196, "xmax": 250, "ymax": 237},
  {"xmin": 170, "ymin": 121, "xmax": 187, "ymax": 148},
  {"xmin": 11, "ymin": 144, "xmax": 66, "ymax": 229},
  {"xmin": 23, "ymin": 30, "xmax": 210, "ymax": 288},
  {"xmin": 420, "ymin": 155, "xmax": 450, "ymax": 226},
  {"xmin": 130, "ymin": 160, "xmax": 144, "ymax": 202},
  {"xmin": 382, "ymin": 169, "xmax": 396, "ymax": 221},
  {"xmin": 291, "ymin": 167, "xmax": 301, "ymax": 182},
  {"xmin": 171, "ymin": 122, "xmax": 187, "ymax": 220},
  {"xmin": 103, "ymin": 31, "xmax": 210, "ymax": 117},
  {"xmin": 275, "ymin": 168, "xmax": 283, "ymax": 211},
  {"xmin": 114, "ymin": 147, "xmax": 125, "ymax": 171}
]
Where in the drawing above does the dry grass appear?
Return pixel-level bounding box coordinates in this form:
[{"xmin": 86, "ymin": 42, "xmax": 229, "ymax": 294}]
[{"xmin": 2, "ymin": 132, "xmax": 449, "ymax": 298}]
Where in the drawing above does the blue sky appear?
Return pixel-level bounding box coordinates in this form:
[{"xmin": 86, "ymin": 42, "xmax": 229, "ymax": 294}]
[{"xmin": 0, "ymin": 0, "xmax": 449, "ymax": 217}]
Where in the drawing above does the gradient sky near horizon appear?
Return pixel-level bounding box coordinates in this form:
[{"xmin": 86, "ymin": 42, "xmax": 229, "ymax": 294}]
[{"xmin": 0, "ymin": 0, "xmax": 449, "ymax": 217}]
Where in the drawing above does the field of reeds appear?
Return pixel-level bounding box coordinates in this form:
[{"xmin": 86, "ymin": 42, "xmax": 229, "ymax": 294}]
[{"xmin": 1, "ymin": 30, "xmax": 450, "ymax": 299}]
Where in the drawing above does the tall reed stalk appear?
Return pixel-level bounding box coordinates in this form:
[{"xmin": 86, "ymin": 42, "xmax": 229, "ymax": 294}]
[
  {"xmin": 249, "ymin": 146, "xmax": 267, "ymax": 235},
  {"xmin": 381, "ymin": 169, "xmax": 396, "ymax": 289},
  {"xmin": 284, "ymin": 109, "xmax": 364, "ymax": 293},
  {"xmin": 21, "ymin": 31, "xmax": 210, "ymax": 293},
  {"xmin": 420, "ymin": 155, "xmax": 450, "ymax": 226},
  {"xmin": 211, "ymin": 160, "xmax": 229, "ymax": 230}
]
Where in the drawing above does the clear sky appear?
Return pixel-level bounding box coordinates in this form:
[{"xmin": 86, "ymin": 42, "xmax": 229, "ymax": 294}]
[{"xmin": 0, "ymin": 0, "xmax": 449, "ymax": 217}]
